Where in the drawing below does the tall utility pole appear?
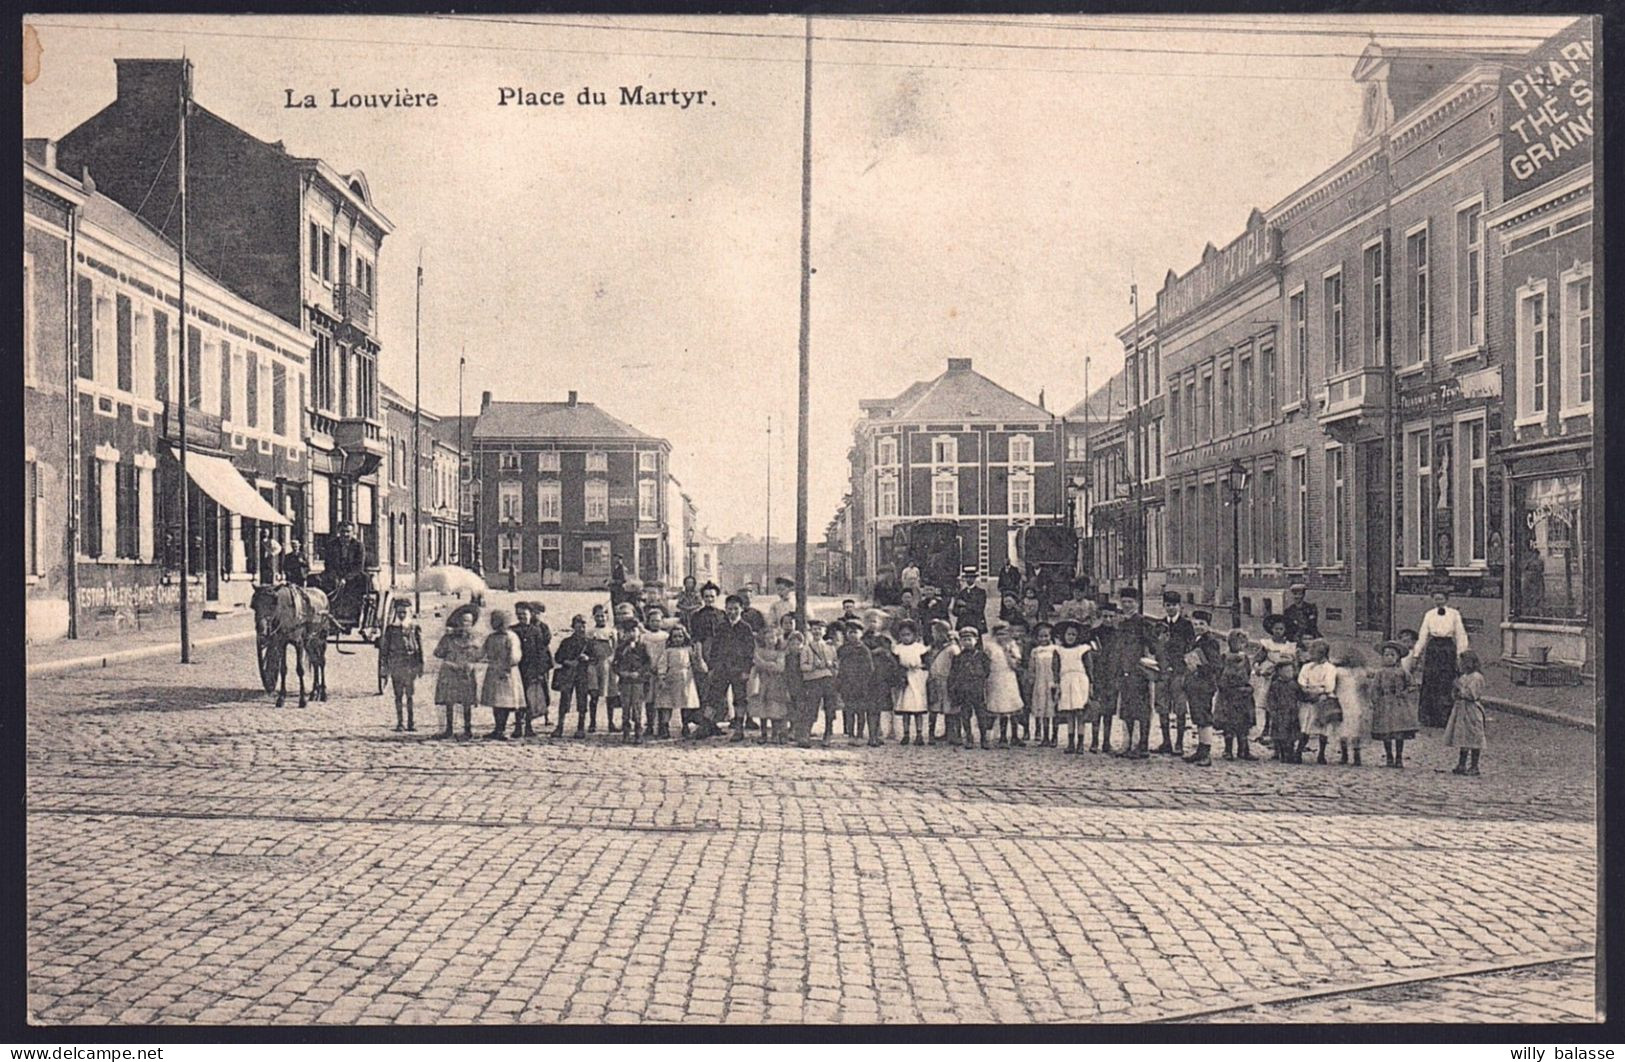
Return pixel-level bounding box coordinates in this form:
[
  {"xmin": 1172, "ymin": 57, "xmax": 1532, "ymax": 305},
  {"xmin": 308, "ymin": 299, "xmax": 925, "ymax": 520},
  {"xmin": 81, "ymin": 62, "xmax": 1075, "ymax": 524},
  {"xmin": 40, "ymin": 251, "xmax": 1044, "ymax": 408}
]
[
  {"xmin": 1082, "ymin": 354, "xmax": 1091, "ymax": 585},
  {"xmin": 413, "ymin": 252, "xmax": 423, "ymax": 611},
  {"xmin": 457, "ymin": 347, "xmax": 465, "ymax": 568},
  {"xmin": 793, "ymin": 15, "xmax": 813, "ymax": 632},
  {"xmin": 177, "ymin": 61, "xmax": 193, "ymax": 663},
  {"xmin": 764, "ymin": 413, "xmax": 771, "ymax": 591},
  {"xmin": 1129, "ymin": 283, "xmax": 1144, "ymax": 607}
]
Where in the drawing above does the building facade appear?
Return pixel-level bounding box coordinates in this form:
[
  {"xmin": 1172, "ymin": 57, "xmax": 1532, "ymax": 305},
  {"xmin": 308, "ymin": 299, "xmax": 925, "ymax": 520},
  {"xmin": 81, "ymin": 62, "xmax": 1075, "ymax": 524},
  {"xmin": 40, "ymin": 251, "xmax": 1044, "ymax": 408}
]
[
  {"xmin": 57, "ymin": 57, "xmax": 393, "ymax": 588},
  {"xmin": 379, "ymin": 383, "xmax": 461, "ymax": 588},
  {"xmin": 1486, "ymin": 21, "xmax": 1596, "ymax": 667},
  {"xmin": 850, "ymin": 357, "xmax": 1064, "ymax": 587},
  {"xmin": 471, "ymin": 391, "xmax": 672, "ymax": 590},
  {"xmin": 1061, "ymin": 368, "xmax": 1129, "ymax": 595}
]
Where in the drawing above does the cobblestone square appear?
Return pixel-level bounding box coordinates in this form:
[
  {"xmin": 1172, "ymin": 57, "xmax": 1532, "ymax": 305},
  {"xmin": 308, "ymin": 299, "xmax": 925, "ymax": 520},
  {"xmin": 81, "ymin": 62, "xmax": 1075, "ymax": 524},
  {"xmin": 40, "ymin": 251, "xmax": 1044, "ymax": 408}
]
[{"xmin": 25, "ymin": 637, "xmax": 1597, "ymax": 1025}]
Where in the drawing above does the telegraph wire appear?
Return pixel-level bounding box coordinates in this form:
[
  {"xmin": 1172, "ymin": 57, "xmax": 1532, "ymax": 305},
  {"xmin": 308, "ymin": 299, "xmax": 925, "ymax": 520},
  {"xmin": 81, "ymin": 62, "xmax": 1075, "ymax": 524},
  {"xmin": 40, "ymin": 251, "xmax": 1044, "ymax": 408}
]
[{"xmin": 131, "ymin": 130, "xmax": 180, "ymax": 218}]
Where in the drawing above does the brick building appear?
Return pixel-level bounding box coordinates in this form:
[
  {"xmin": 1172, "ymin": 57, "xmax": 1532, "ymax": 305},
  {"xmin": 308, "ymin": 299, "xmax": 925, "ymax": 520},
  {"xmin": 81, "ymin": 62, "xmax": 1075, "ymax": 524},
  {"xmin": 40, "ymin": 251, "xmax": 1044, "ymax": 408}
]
[
  {"xmin": 380, "ymin": 382, "xmax": 462, "ymax": 589},
  {"xmin": 471, "ymin": 391, "xmax": 672, "ymax": 590},
  {"xmin": 57, "ymin": 58, "xmax": 394, "ymax": 582},
  {"xmin": 1060, "ymin": 366, "xmax": 1129, "ymax": 594},
  {"xmin": 849, "ymin": 357, "xmax": 1064, "ymax": 587},
  {"xmin": 1486, "ymin": 21, "xmax": 1596, "ymax": 667}
]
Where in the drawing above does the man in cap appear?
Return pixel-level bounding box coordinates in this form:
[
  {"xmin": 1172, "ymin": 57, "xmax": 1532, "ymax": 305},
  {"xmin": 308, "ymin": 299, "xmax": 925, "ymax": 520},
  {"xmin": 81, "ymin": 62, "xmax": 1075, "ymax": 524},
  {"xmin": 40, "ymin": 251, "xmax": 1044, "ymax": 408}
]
[
  {"xmin": 708, "ymin": 594, "xmax": 758, "ymax": 741},
  {"xmin": 1282, "ymin": 583, "xmax": 1320, "ymax": 643},
  {"xmin": 1111, "ymin": 586, "xmax": 1160, "ymax": 759},
  {"xmin": 1154, "ymin": 591, "xmax": 1197, "ymax": 755},
  {"xmin": 1180, "ymin": 609, "xmax": 1223, "ymax": 767},
  {"xmin": 952, "ymin": 568, "xmax": 988, "ymax": 634}
]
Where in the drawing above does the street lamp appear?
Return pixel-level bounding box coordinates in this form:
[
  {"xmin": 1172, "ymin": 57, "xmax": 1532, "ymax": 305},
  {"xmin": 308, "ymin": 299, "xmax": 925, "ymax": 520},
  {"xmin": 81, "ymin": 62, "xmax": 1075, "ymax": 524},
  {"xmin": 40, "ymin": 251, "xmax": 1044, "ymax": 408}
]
[{"xmin": 1224, "ymin": 457, "xmax": 1250, "ymax": 629}]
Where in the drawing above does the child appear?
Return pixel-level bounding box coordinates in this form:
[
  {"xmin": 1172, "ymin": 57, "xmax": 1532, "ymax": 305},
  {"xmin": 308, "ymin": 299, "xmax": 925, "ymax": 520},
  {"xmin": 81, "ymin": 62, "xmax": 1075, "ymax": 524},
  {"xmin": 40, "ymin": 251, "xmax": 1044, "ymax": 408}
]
[
  {"xmin": 1181, "ymin": 610, "xmax": 1222, "ymax": 767},
  {"xmin": 379, "ymin": 597, "xmax": 424, "ymax": 732},
  {"xmin": 1259, "ymin": 615, "xmax": 1301, "ymax": 763},
  {"xmin": 612, "ymin": 616, "xmax": 653, "ymax": 743},
  {"xmin": 1332, "ymin": 647, "xmax": 1371, "ymax": 766},
  {"xmin": 1083, "ymin": 605, "xmax": 1120, "ymax": 755},
  {"xmin": 654, "ymin": 624, "xmax": 701, "ymax": 741},
  {"xmin": 799, "ymin": 619, "xmax": 840, "ymax": 747},
  {"xmin": 1445, "ymin": 649, "xmax": 1487, "ymax": 776},
  {"xmin": 783, "ymin": 627, "xmax": 808, "ymax": 746},
  {"xmin": 432, "ymin": 607, "xmax": 481, "ymax": 739},
  {"xmin": 861, "ymin": 610, "xmax": 894, "ymax": 741},
  {"xmin": 1367, "ymin": 640, "xmax": 1418, "ymax": 768},
  {"xmin": 1214, "ymin": 630, "xmax": 1256, "ymax": 761},
  {"xmin": 926, "ymin": 619, "xmax": 957, "ymax": 746},
  {"xmin": 551, "ymin": 615, "xmax": 594, "ymax": 739},
  {"xmin": 891, "ymin": 621, "xmax": 930, "ymax": 746},
  {"xmin": 948, "ymin": 628, "xmax": 990, "ymax": 749},
  {"xmin": 480, "ymin": 610, "xmax": 525, "ymax": 741},
  {"xmin": 836, "ymin": 622, "xmax": 879, "ymax": 747},
  {"xmin": 751, "ymin": 627, "xmax": 791, "ymax": 745},
  {"xmin": 985, "ymin": 625, "xmax": 1025, "ymax": 747},
  {"xmin": 586, "ymin": 604, "xmax": 616, "ymax": 734},
  {"xmin": 1028, "ymin": 622, "xmax": 1059, "ymax": 749},
  {"xmin": 641, "ymin": 605, "xmax": 672, "ymax": 735},
  {"xmin": 1296, "ymin": 638, "xmax": 1339, "ymax": 765},
  {"xmin": 512, "ymin": 602, "xmax": 551, "ymax": 738},
  {"xmin": 1052, "ymin": 621, "xmax": 1092, "ymax": 751}
]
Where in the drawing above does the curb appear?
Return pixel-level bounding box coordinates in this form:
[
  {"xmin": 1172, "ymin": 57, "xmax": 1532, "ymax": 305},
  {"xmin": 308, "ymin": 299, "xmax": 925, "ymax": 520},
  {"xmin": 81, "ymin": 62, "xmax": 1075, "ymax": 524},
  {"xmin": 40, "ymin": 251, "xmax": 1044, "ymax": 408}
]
[
  {"xmin": 1484, "ymin": 695, "xmax": 1595, "ymax": 732},
  {"xmin": 26, "ymin": 627, "xmax": 258, "ymax": 679}
]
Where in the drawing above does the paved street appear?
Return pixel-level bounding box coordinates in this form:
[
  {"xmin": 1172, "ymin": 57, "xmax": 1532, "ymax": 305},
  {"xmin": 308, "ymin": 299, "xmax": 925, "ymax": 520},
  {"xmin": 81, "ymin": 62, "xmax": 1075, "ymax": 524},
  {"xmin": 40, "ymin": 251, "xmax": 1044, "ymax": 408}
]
[{"xmin": 27, "ymin": 630, "xmax": 1596, "ymax": 1025}]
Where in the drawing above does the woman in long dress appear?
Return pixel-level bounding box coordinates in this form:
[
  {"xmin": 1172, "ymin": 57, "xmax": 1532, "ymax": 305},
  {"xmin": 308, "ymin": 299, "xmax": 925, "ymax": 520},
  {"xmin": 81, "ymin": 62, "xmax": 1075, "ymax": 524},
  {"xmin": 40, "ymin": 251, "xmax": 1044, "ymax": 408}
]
[
  {"xmin": 985, "ymin": 625, "xmax": 1026, "ymax": 747},
  {"xmin": 1406, "ymin": 589, "xmax": 1469, "ymax": 728},
  {"xmin": 891, "ymin": 620, "xmax": 931, "ymax": 745}
]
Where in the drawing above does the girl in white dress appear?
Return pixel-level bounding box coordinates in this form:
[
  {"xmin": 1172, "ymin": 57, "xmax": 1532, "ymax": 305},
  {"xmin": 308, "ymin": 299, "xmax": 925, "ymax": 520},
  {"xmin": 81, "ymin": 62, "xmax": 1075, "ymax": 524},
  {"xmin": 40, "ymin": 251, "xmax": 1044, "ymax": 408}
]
[
  {"xmin": 1028, "ymin": 623, "xmax": 1059, "ymax": 748},
  {"xmin": 890, "ymin": 621, "xmax": 931, "ymax": 745},
  {"xmin": 985, "ymin": 625, "xmax": 1025, "ymax": 747},
  {"xmin": 1053, "ymin": 621, "xmax": 1093, "ymax": 741}
]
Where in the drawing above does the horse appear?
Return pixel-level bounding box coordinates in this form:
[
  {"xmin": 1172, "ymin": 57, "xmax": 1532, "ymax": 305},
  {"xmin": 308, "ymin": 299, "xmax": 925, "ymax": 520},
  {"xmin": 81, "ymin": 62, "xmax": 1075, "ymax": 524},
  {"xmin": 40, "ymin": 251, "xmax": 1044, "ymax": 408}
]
[{"xmin": 252, "ymin": 585, "xmax": 333, "ymax": 707}]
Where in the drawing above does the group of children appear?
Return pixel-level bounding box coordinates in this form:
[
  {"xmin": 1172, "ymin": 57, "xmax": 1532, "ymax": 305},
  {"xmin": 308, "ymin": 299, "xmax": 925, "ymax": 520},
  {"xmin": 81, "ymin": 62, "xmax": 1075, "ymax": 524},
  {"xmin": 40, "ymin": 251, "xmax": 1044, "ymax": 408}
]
[{"xmin": 374, "ymin": 584, "xmax": 1489, "ymax": 774}]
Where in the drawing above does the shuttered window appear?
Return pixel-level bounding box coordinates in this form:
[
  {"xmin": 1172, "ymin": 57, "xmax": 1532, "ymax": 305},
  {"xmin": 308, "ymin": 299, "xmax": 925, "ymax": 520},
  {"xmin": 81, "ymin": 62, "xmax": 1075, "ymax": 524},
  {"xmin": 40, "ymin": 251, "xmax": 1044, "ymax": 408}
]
[
  {"xmin": 76, "ymin": 276, "xmax": 94, "ymax": 379},
  {"xmin": 116, "ymin": 294, "xmax": 133, "ymax": 392}
]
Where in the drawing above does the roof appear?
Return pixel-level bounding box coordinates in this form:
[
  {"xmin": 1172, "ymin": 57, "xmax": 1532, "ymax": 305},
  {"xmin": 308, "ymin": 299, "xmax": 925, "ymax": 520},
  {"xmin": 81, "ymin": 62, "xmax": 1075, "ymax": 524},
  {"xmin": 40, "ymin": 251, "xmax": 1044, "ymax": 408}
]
[
  {"xmin": 472, "ymin": 400, "xmax": 665, "ymax": 444},
  {"xmin": 430, "ymin": 414, "xmax": 478, "ymax": 452},
  {"xmin": 379, "ymin": 381, "xmax": 441, "ymax": 421},
  {"xmin": 1062, "ymin": 367, "xmax": 1130, "ymax": 422},
  {"xmin": 864, "ymin": 362, "xmax": 1051, "ymax": 424}
]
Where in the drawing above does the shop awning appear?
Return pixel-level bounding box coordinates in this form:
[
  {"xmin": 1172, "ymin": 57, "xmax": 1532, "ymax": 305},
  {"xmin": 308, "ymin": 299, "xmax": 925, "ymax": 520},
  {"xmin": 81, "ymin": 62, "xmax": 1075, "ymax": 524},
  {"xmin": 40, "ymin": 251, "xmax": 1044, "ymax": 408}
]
[{"xmin": 175, "ymin": 449, "xmax": 289, "ymax": 525}]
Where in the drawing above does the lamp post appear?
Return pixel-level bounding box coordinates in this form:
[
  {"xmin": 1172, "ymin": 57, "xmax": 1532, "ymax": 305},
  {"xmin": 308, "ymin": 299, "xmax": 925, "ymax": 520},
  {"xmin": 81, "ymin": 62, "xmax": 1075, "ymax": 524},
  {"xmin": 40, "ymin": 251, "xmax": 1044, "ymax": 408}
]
[{"xmin": 1225, "ymin": 457, "xmax": 1250, "ymax": 630}]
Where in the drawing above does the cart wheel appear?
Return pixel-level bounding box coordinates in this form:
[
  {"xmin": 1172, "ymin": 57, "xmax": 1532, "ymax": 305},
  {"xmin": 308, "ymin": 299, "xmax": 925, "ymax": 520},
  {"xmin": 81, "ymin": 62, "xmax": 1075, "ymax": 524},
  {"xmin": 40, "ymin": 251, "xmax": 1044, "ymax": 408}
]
[{"xmin": 256, "ymin": 626, "xmax": 280, "ymax": 693}]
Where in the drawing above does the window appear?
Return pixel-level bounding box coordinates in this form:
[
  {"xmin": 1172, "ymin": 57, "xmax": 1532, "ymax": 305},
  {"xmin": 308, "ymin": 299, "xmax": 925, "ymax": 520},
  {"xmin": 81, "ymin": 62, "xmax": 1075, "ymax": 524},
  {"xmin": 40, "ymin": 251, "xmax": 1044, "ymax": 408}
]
[
  {"xmin": 586, "ymin": 451, "xmax": 608, "ymax": 474},
  {"xmin": 531, "ymin": 480, "xmax": 559, "ymax": 522},
  {"xmin": 338, "ymin": 244, "xmax": 349, "ymax": 293},
  {"xmin": 131, "ymin": 310, "xmax": 153, "ymax": 400},
  {"xmin": 1256, "ymin": 467, "xmax": 1276, "ymax": 565},
  {"xmin": 1167, "ymin": 381, "xmax": 1181, "ymax": 450},
  {"xmin": 1517, "ymin": 283, "xmax": 1549, "ymax": 423},
  {"xmin": 1455, "ymin": 202, "xmax": 1484, "ymax": 350},
  {"xmin": 1324, "ymin": 445, "xmax": 1346, "ymax": 566},
  {"xmin": 1238, "ymin": 351, "xmax": 1254, "ymax": 430},
  {"xmin": 114, "ymin": 460, "xmax": 139, "ymax": 560},
  {"xmin": 585, "ymin": 479, "xmax": 609, "ymax": 522},
  {"xmin": 1184, "ymin": 372, "xmax": 1197, "ymax": 446},
  {"xmin": 1289, "ymin": 288, "xmax": 1307, "ymax": 403},
  {"xmin": 932, "ymin": 436, "xmax": 958, "ymax": 465},
  {"xmin": 1260, "ymin": 344, "xmax": 1277, "ymax": 417},
  {"xmin": 1365, "ymin": 240, "xmax": 1385, "ymax": 366},
  {"xmin": 1219, "ymin": 363, "xmax": 1234, "ymax": 435},
  {"xmin": 1324, "ymin": 270, "xmax": 1345, "ymax": 377},
  {"xmin": 1150, "ymin": 418, "xmax": 1163, "ymax": 479},
  {"xmin": 877, "ymin": 437, "xmax": 897, "ymax": 465},
  {"xmin": 1289, "ymin": 453, "xmax": 1308, "ymax": 567},
  {"xmin": 1199, "ymin": 370, "xmax": 1214, "ymax": 442},
  {"xmin": 312, "ymin": 333, "xmax": 332, "ymax": 413},
  {"xmin": 932, "ymin": 473, "xmax": 958, "ymax": 517},
  {"xmin": 582, "ymin": 540, "xmax": 612, "ymax": 578},
  {"xmin": 321, "ymin": 229, "xmax": 332, "ymax": 282},
  {"xmin": 1562, "ymin": 270, "xmax": 1594, "ymax": 414},
  {"xmin": 1008, "ymin": 435, "xmax": 1033, "ymax": 465},
  {"xmin": 1008, "ymin": 472, "xmax": 1033, "ymax": 517},
  {"xmin": 1511, "ymin": 474, "xmax": 1586, "ymax": 621},
  {"xmin": 1065, "ymin": 433, "xmax": 1087, "ymax": 462},
  {"xmin": 309, "ymin": 222, "xmax": 321, "ymax": 276},
  {"xmin": 539, "ymin": 534, "xmax": 561, "ymax": 574},
  {"xmin": 499, "ymin": 481, "xmax": 522, "ymax": 523},
  {"xmin": 24, "ymin": 458, "xmax": 38, "ymax": 576},
  {"xmin": 498, "ymin": 532, "xmax": 522, "ymax": 574},
  {"xmin": 229, "ymin": 349, "xmax": 246, "ymax": 426},
  {"xmin": 638, "ymin": 480, "xmax": 658, "ymax": 521},
  {"xmin": 1149, "ymin": 345, "xmax": 1161, "ymax": 397},
  {"xmin": 1404, "ymin": 427, "xmax": 1432, "ymax": 566},
  {"xmin": 1167, "ymin": 487, "xmax": 1183, "ymax": 566},
  {"xmin": 638, "ymin": 450, "xmax": 658, "ymax": 472},
  {"xmin": 1406, "ymin": 226, "xmax": 1430, "ymax": 364},
  {"xmin": 94, "ymin": 294, "xmax": 115, "ymax": 387},
  {"xmin": 877, "ymin": 472, "xmax": 898, "ymax": 518},
  {"xmin": 535, "ymin": 450, "xmax": 559, "ymax": 473},
  {"xmin": 1456, "ymin": 415, "xmax": 1487, "ymax": 565},
  {"xmin": 272, "ymin": 364, "xmax": 287, "ymax": 436}
]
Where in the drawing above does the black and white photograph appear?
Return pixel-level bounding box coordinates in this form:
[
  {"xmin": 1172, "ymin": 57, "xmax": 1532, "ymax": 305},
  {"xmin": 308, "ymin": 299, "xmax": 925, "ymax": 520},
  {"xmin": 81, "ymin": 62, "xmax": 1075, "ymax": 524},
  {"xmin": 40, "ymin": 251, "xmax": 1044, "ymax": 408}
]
[{"xmin": 19, "ymin": 11, "xmax": 1603, "ymax": 1029}]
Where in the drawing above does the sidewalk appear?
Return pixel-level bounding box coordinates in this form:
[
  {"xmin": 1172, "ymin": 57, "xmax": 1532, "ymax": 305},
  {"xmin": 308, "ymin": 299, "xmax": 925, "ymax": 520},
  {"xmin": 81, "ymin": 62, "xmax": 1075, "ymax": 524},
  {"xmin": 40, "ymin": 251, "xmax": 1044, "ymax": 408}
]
[{"xmin": 26, "ymin": 611, "xmax": 259, "ymax": 678}]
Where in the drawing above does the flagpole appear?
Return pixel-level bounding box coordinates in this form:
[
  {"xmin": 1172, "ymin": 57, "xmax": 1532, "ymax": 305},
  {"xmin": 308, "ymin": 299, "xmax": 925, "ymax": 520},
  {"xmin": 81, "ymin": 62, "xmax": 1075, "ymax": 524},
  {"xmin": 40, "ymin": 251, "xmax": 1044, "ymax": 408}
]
[
  {"xmin": 413, "ymin": 250, "xmax": 423, "ymax": 612},
  {"xmin": 177, "ymin": 59, "xmax": 193, "ymax": 664},
  {"xmin": 793, "ymin": 15, "xmax": 813, "ymax": 632}
]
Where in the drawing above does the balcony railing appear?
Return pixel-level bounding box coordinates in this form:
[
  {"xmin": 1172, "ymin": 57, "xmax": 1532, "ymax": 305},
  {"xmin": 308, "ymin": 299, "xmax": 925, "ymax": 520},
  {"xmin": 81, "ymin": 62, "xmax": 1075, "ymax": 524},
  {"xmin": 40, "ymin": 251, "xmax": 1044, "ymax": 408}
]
[
  {"xmin": 1316, "ymin": 366, "xmax": 1388, "ymax": 426},
  {"xmin": 335, "ymin": 281, "xmax": 374, "ymax": 336}
]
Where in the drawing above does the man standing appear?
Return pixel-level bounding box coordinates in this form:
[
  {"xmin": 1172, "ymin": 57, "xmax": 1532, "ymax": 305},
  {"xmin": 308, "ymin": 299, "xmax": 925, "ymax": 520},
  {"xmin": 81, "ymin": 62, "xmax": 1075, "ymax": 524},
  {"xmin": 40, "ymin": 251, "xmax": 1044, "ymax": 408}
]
[
  {"xmin": 1154, "ymin": 590, "xmax": 1196, "ymax": 755},
  {"xmin": 281, "ymin": 540, "xmax": 309, "ymax": 587},
  {"xmin": 1282, "ymin": 583, "xmax": 1321, "ymax": 643},
  {"xmin": 689, "ymin": 582, "xmax": 727, "ymax": 646},
  {"xmin": 711, "ymin": 595, "xmax": 759, "ymax": 742},
  {"xmin": 952, "ymin": 569, "xmax": 988, "ymax": 633},
  {"xmin": 737, "ymin": 588, "xmax": 768, "ymax": 634},
  {"xmin": 997, "ymin": 558, "xmax": 1023, "ymax": 599},
  {"xmin": 610, "ymin": 554, "xmax": 629, "ymax": 606},
  {"xmin": 257, "ymin": 529, "xmax": 283, "ymax": 587},
  {"xmin": 900, "ymin": 556, "xmax": 922, "ymax": 598},
  {"xmin": 768, "ymin": 576, "xmax": 798, "ymax": 628},
  {"xmin": 1111, "ymin": 587, "xmax": 1160, "ymax": 759}
]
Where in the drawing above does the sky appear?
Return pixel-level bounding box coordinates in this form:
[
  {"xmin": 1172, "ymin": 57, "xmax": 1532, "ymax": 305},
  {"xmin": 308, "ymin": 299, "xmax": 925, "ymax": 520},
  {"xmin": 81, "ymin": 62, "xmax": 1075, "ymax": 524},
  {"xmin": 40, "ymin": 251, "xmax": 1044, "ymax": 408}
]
[{"xmin": 21, "ymin": 13, "xmax": 1572, "ymax": 538}]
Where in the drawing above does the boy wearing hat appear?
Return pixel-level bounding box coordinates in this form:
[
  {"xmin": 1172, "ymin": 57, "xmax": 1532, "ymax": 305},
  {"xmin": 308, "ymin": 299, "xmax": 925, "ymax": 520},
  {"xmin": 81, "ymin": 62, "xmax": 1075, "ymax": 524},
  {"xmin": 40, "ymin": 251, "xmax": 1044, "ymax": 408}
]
[
  {"xmin": 379, "ymin": 598, "xmax": 424, "ymax": 731},
  {"xmin": 1180, "ymin": 610, "xmax": 1223, "ymax": 767},
  {"xmin": 1111, "ymin": 587, "xmax": 1160, "ymax": 759},
  {"xmin": 1283, "ymin": 583, "xmax": 1320, "ymax": 642},
  {"xmin": 1155, "ymin": 591, "xmax": 1196, "ymax": 756},
  {"xmin": 512, "ymin": 601, "xmax": 552, "ymax": 738},
  {"xmin": 710, "ymin": 595, "xmax": 759, "ymax": 741}
]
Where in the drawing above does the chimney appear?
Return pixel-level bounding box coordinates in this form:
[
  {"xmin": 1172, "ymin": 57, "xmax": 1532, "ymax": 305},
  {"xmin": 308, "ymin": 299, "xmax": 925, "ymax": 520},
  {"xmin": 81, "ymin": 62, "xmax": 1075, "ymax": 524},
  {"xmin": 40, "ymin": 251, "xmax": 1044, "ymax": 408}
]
[
  {"xmin": 567, "ymin": 390, "xmax": 579, "ymax": 407},
  {"xmin": 22, "ymin": 138, "xmax": 54, "ymax": 169},
  {"xmin": 113, "ymin": 58, "xmax": 193, "ymax": 108},
  {"xmin": 480, "ymin": 390, "xmax": 492, "ymax": 412},
  {"xmin": 947, "ymin": 358, "xmax": 972, "ymax": 373}
]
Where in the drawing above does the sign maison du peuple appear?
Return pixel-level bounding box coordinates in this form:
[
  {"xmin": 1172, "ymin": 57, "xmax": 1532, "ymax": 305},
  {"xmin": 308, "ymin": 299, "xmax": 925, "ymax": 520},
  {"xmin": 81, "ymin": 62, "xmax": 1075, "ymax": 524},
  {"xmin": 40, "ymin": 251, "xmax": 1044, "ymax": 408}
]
[{"xmin": 1501, "ymin": 20, "xmax": 1594, "ymax": 201}]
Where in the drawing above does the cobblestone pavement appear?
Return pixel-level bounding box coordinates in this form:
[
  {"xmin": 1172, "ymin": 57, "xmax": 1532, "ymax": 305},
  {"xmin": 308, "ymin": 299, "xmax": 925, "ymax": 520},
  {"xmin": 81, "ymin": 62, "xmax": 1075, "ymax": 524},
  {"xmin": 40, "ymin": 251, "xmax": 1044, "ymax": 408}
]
[{"xmin": 26, "ymin": 641, "xmax": 1597, "ymax": 1025}]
